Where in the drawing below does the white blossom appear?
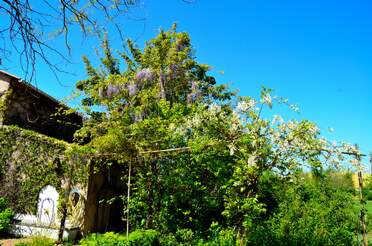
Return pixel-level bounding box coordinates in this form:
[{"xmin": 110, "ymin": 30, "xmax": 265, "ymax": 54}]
[
  {"xmin": 237, "ymin": 99, "xmax": 256, "ymax": 112},
  {"xmin": 262, "ymin": 93, "xmax": 272, "ymax": 108},
  {"xmin": 237, "ymin": 101, "xmax": 249, "ymax": 112},
  {"xmin": 209, "ymin": 103, "xmax": 221, "ymax": 114},
  {"xmin": 272, "ymin": 114, "xmax": 284, "ymax": 125},
  {"xmin": 247, "ymin": 99, "xmax": 256, "ymax": 108},
  {"xmin": 228, "ymin": 143, "xmax": 236, "ymax": 156},
  {"xmin": 248, "ymin": 155, "xmax": 256, "ymax": 167},
  {"xmin": 289, "ymin": 104, "xmax": 300, "ymax": 112}
]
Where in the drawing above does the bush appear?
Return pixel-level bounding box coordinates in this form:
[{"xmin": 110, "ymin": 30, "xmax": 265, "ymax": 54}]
[
  {"xmin": 0, "ymin": 197, "xmax": 14, "ymax": 234},
  {"xmin": 247, "ymin": 171, "xmax": 357, "ymax": 246},
  {"xmin": 197, "ymin": 226, "xmax": 237, "ymax": 246},
  {"xmin": 363, "ymin": 176, "xmax": 372, "ymax": 200},
  {"xmin": 80, "ymin": 232, "xmax": 127, "ymax": 246},
  {"xmin": 128, "ymin": 230, "xmax": 159, "ymax": 246},
  {"xmin": 80, "ymin": 230, "xmax": 159, "ymax": 246}
]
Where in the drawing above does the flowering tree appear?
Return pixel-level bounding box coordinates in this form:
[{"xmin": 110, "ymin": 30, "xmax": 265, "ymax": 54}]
[{"xmin": 75, "ymin": 25, "xmax": 363, "ymax": 242}]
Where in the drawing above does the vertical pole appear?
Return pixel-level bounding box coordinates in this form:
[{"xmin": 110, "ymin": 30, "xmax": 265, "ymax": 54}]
[
  {"xmin": 58, "ymin": 156, "xmax": 74, "ymax": 244},
  {"xmin": 126, "ymin": 160, "xmax": 132, "ymax": 241},
  {"xmin": 356, "ymin": 145, "xmax": 367, "ymax": 246},
  {"xmin": 358, "ymin": 171, "xmax": 367, "ymax": 246},
  {"xmin": 370, "ymin": 152, "xmax": 372, "ymax": 176},
  {"xmin": 58, "ymin": 176, "xmax": 72, "ymax": 243}
]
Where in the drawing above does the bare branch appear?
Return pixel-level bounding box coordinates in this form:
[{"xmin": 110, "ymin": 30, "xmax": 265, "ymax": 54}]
[{"xmin": 0, "ymin": 0, "xmax": 142, "ymax": 82}]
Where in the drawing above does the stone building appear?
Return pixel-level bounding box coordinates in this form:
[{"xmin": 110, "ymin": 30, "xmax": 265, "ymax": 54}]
[
  {"xmin": 0, "ymin": 70, "xmax": 82, "ymax": 142},
  {"xmin": 0, "ymin": 70, "xmax": 125, "ymax": 239}
]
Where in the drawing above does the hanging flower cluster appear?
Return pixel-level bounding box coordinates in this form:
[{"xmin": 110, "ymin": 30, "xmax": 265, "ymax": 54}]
[
  {"xmin": 136, "ymin": 68, "xmax": 154, "ymax": 82},
  {"xmin": 98, "ymin": 84, "xmax": 125, "ymax": 99},
  {"xmin": 127, "ymin": 83, "xmax": 137, "ymax": 96}
]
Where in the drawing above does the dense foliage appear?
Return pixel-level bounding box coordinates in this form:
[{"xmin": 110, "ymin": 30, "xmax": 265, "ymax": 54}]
[
  {"xmin": 0, "ymin": 88, "xmax": 11, "ymax": 125},
  {"xmin": 247, "ymin": 171, "xmax": 356, "ymax": 245},
  {"xmin": 80, "ymin": 230, "xmax": 160, "ymax": 246},
  {"xmin": 0, "ymin": 197, "xmax": 14, "ymax": 234},
  {"xmin": 73, "ymin": 24, "xmax": 364, "ymax": 244},
  {"xmin": 0, "ymin": 125, "xmax": 87, "ymax": 214}
]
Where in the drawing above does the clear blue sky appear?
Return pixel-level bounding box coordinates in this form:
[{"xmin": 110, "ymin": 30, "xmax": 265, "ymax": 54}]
[{"xmin": 3, "ymin": 0, "xmax": 372, "ymax": 165}]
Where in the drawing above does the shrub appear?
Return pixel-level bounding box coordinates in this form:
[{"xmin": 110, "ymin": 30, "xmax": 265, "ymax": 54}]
[
  {"xmin": 197, "ymin": 226, "xmax": 237, "ymax": 246},
  {"xmin": 158, "ymin": 233, "xmax": 179, "ymax": 246},
  {"xmin": 80, "ymin": 230, "xmax": 159, "ymax": 246},
  {"xmin": 80, "ymin": 232, "xmax": 126, "ymax": 246},
  {"xmin": 0, "ymin": 197, "xmax": 14, "ymax": 234},
  {"xmin": 363, "ymin": 176, "xmax": 372, "ymax": 200},
  {"xmin": 247, "ymin": 171, "xmax": 357, "ymax": 246},
  {"xmin": 128, "ymin": 229, "xmax": 160, "ymax": 246}
]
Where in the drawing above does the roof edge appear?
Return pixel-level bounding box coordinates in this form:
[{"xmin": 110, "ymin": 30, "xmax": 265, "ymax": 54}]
[
  {"xmin": 0, "ymin": 70, "xmax": 81, "ymax": 118},
  {"xmin": 0, "ymin": 70, "xmax": 63, "ymax": 106}
]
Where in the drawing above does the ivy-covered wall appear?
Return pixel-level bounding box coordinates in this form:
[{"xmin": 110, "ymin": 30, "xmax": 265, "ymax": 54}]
[{"xmin": 0, "ymin": 125, "xmax": 86, "ymax": 214}]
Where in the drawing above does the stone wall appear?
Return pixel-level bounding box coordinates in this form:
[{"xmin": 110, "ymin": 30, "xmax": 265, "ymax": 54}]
[
  {"xmin": 2, "ymin": 79, "xmax": 82, "ymax": 142},
  {"xmin": 0, "ymin": 73, "xmax": 10, "ymax": 95}
]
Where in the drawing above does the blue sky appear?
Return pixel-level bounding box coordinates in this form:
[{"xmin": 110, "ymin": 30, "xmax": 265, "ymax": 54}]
[{"xmin": 3, "ymin": 0, "xmax": 371, "ymax": 165}]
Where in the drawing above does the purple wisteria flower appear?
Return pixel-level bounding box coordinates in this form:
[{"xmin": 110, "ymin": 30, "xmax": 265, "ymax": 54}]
[
  {"xmin": 136, "ymin": 68, "xmax": 153, "ymax": 82},
  {"xmin": 169, "ymin": 64, "xmax": 179, "ymax": 79},
  {"xmin": 176, "ymin": 40, "xmax": 187, "ymax": 52},
  {"xmin": 106, "ymin": 84, "xmax": 121, "ymax": 98},
  {"xmin": 128, "ymin": 83, "xmax": 137, "ymax": 96},
  {"xmin": 98, "ymin": 84, "xmax": 123, "ymax": 99}
]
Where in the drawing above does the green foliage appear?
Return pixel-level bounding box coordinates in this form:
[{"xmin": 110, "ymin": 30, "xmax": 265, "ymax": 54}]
[
  {"xmin": 82, "ymin": 229, "xmax": 238, "ymax": 246},
  {"xmin": 127, "ymin": 230, "xmax": 160, "ymax": 246},
  {"xmin": 247, "ymin": 171, "xmax": 357, "ymax": 246},
  {"xmin": 0, "ymin": 125, "xmax": 87, "ymax": 214},
  {"xmin": 75, "ymin": 25, "xmax": 235, "ymax": 234},
  {"xmin": 74, "ymin": 25, "xmax": 360, "ymax": 243},
  {"xmin": 15, "ymin": 236, "xmax": 55, "ymax": 246},
  {"xmin": 363, "ymin": 176, "xmax": 372, "ymax": 200},
  {"xmin": 0, "ymin": 197, "xmax": 14, "ymax": 234},
  {"xmin": 0, "ymin": 88, "xmax": 11, "ymax": 124},
  {"xmin": 196, "ymin": 225, "xmax": 237, "ymax": 246},
  {"xmin": 80, "ymin": 232, "xmax": 127, "ymax": 246},
  {"xmin": 80, "ymin": 230, "xmax": 159, "ymax": 246}
]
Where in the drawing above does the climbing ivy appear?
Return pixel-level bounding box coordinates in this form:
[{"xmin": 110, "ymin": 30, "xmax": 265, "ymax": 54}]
[
  {"xmin": 0, "ymin": 88, "xmax": 11, "ymax": 125},
  {"xmin": 0, "ymin": 125, "xmax": 88, "ymax": 214}
]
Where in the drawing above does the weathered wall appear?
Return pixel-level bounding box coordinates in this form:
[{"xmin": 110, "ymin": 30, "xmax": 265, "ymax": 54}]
[
  {"xmin": 0, "ymin": 73, "xmax": 10, "ymax": 95},
  {"xmin": 3, "ymin": 82, "xmax": 82, "ymax": 142},
  {"xmin": 0, "ymin": 73, "xmax": 11, "ymax": 125}
]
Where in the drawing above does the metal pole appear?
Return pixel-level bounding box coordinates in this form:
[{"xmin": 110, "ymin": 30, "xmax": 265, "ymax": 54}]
[
  {"xmin": 355, "ymin": 145, "xmax": 367, "ymax": 246},
  {"xmin": 126, "ymin": 161, "xmax": 132, "ymax": 241}
]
